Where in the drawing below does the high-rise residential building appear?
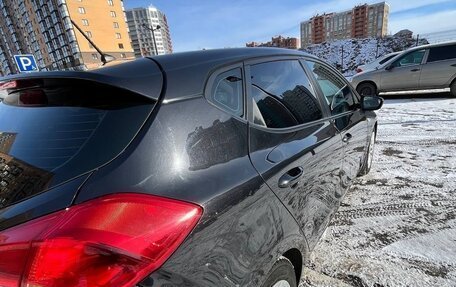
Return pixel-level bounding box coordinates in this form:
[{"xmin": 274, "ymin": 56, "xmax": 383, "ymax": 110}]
[
  {"xmin": 126, "ymin": 6, "xmax": 173, "ymax": 57},
  {"xmin": 0, "ymin": 0, "xmax": 134, "ymax": 75},
  {"xmin": 300, "ymin": 2, "xmax": 389, "ymax": 48},
  {"xmin": 246, "ymin": 36, "xmax": 300, "ymax": 49}
]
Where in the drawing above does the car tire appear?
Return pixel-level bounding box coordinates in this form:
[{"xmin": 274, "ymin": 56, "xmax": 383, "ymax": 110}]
[
  {"xmin": 261, "ymin": 257, "xmax": 297, "ymax": 287},
  {"xmin": 357, "ymin": 82, "xmax": 377, "ymax": 96},
  {"xmin": 450, "ymin": 81, "xmax": 456, "ymax": 97},
  {"xmin": 358, "ymin": 129, "xmax": 376, "ymax": 176}
]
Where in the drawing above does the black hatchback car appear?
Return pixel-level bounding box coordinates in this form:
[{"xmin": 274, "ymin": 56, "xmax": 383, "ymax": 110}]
[{"xmin": 0, "ymin": 48, "xmax": 382, "ymax": 287}]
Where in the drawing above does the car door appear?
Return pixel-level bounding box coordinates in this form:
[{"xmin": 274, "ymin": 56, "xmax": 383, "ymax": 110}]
[
  {"xmin": 304, "ymin": 60, "xmax": 369, "ymax": 189},
  {"xmin": 380, "ymin": 49, "xmax": 426, "ymax": 91},
  {"xmin": 420, "ymin": 44, "xmax": 456, "ymax": 89},
  {"xmin": 246, "ymin": 57, "xmax": 345, "ymax": 249}
]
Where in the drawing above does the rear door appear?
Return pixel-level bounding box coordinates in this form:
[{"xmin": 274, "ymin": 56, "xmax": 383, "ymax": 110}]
[
  {"xmin": 380, "ymin": 49, "xmax": 426, "ymax": 91},
  {"xmin": 246, "ymin": 57, "xmax": 345, "ymax": 249},
  {"xmin": 304, "ymin": 60, "xmax": 368, "ymax": 188},
  {"xmin": 420, "ymin": 44, "xmax": 456, "ymax": 89}
]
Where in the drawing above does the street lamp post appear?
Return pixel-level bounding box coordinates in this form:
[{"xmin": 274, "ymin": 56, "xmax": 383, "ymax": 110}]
[{"xmin": 141, "ymin": 23, "xmax": 161, "ymax": 56}]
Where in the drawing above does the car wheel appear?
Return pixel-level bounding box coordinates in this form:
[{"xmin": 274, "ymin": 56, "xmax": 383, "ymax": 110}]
[
  {"xmin": 261, "ymin": 257, "xmax": 297, "ymax": 287},
  {"xmin": 357, "ymin": 82, "xmax": 377, "ymax": 96},
  {"xmin": 358, "ymin": 129, "xmax": 376, "ymax": 176},
  {"xmin": 451, "ymin": 81, "xmax": 456, "ymax": 97}
]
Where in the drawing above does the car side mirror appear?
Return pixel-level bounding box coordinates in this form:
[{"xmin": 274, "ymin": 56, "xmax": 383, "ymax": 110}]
[
  {"xmin": 362, "ymin": 96, "xmax": 384, "ymax": 111},
  {"xmin": 385, "ymin": 65, "xmax": 393, "ymax": 71}
]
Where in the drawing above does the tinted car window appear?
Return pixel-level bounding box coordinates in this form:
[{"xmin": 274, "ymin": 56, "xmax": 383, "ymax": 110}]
[
  {"xmin": 427, "ymin": 45, "xmax": 456, "ymax": 62},
  {"xmin": 210, "ymin": 68, "xmax": 243, "ymax": 117},
  {"xmin": 0, "ymin": 79, "xmax": 155, "ymax": 208},
  {"xmin": 250, "ymin": 60, "xmax": 322, "ymax": 128},
  {"xmin": 378, "ymin": 54, "xmax": 397, "ymax": 65},
  {"xmin": 305, "ymin": 61, "xmax": 358, "ymax": 115},
  {"xmin": 393, "ymin": 50, "xmax": 425, "ymax": 67}
]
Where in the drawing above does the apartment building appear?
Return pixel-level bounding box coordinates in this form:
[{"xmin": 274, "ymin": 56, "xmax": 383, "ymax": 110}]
[
  {"xmin": 246, "ymin": 36, "xmax": 299, "ymax": 49},
  {"xmin": 0, "ymin": 0, "xmax": 134, "ymax": 75},
  {"xmin": 65, "ymin": 0, "xmax": 134, "ymax": 69},
  {"xmin": 301, "ymin": 2, "xmax": 389, "ymax": 47},
  {"xmin": 126, "ymin": 6, "xmax": 173, "ymax": 57}
]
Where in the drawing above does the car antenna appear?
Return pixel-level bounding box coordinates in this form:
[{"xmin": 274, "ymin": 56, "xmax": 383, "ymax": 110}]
[{"xmin": 70, "ymin": 20, "xmax": 115, "ymax": 66}]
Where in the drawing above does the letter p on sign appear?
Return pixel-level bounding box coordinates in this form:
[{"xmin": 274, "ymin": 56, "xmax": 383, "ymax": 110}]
[{"xmin": 14, "ymin": 55, "xmax": 38, "ymax": 73}]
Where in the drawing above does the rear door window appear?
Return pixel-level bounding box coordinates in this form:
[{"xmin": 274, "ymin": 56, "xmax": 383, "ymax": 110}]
[
  {"xmin": 427, "ymin": 45, "xmax": 456, "ymax": 62},
  {"xmin": 0, "ymin": 79, "xmax": 155, "ymax": 208},
  {"xmin": 249, "ymin": 60, "xmax": 323, "ymax": 128}
]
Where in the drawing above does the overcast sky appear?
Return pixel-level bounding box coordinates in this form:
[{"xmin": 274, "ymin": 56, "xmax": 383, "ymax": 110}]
[{"xmin": 124, "ymin": 0, "xmax": 456, "ymax": 52}]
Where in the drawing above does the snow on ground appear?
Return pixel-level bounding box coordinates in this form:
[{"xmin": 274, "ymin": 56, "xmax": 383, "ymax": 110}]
[{"xmin": 300, "ymin": 95, "xmax": 456, "ymax": 287}]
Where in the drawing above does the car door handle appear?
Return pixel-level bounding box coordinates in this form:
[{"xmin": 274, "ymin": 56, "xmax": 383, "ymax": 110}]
[
  {"xmin": 410, "ymin": 68, "xmax": 420, "ymax": 72},
  {"xmin": 343, "ymin": 133, "xmax": 352, "ymax": 143},
  {"xmin": 278, "ymin": 167, "xmax": 303, "ymax": 188}
]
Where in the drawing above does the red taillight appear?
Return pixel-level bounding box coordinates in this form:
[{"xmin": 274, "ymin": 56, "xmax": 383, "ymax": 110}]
[
  {"xmin": 356, "ymin": 68, "xmax": 363, "ymax": 73},
  {"xmin": 0, "ymin": 193, "xmax": 202, "ymax": 287},
  {"xmin": 0, "ymin": 81, "xmax": 17, "ymax": 90}
]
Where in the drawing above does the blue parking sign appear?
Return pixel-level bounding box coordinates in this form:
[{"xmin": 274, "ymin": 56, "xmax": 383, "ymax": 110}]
[{"xmin": 14, "ymin": 55, "xmax": 38, "ymax": 73}]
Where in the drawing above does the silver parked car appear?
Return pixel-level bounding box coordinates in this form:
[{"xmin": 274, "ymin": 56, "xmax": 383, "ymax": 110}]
[
  {"xmin": 356, "ymin": 51, "xmax": 401, "ymax": 74},
  {"xmin": 351, "ymin": 41, "xmax": 456, "ymax": 96}
]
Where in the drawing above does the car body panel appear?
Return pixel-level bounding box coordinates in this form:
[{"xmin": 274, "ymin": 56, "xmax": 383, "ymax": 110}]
[
  {"xmin": 420, "ymin": 58, "xmax": 456, "ymax": 89},
  {"xmin": 74, "ymin": 96, "xmax": 308, "ymax": 286},
  {"xmin": 379, "ymin": 64, "xmax": 423, "ymax": 91},
  {"xmin": 249, "ymin": 121, "xmax": 344, "ymax": 250}
]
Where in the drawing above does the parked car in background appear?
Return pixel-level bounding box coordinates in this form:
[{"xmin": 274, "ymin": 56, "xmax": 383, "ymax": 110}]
[
  {"xmin": 0, "ymin": 48, "xmax": 383, "ymax": 287},
  {"xmin": 356, "ymin": 51, "xmax": 401, "ymax": 74},
  {"xmin": 351, "ymin": 41, "xmax": 456, "ymax": 96}
]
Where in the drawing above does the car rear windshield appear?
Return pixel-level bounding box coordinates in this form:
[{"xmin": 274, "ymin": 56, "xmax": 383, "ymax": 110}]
[{"xmin": 0, "ymin": 79, "xmax": 156, "ymax": 209}]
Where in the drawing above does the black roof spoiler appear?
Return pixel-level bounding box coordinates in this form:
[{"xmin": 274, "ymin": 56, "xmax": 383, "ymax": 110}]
[{"xmin": 0, "ymin": 58, "xmax": 163, "ymax": 100}]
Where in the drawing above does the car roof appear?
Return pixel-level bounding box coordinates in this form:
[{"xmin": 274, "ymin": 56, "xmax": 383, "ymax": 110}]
[
  {"xmin": 406, "ymin": 40, "xmax": 456, "ymax": 52},
  {"xmin": 151, "ymin": 47, "xmax": 312, "ymax": 68},
  {"xmin": 149, "ymin": 48, "xmax": 315, "ymax": 102},
  {"xmin": 0, "ymin": 48, "xmax": 315, "ymax": 102}
]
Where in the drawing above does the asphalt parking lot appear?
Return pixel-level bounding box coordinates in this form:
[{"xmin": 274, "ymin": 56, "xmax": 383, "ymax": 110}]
[{"xmin": 301, "ymin": 93, "xmax": 456, "ymax": 287}]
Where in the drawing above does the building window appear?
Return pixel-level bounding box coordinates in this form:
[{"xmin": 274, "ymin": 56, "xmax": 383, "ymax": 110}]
[
  {"xmin": 92, "ymin": 53, "xmax": 98, "ymax": 60},
  {"xmin": 78, "ymin": 7, "xmax": 86, "ymax": 14},
  {"xmin": 113, "ymin": 22, "xmax": 119, "ymax": 28},
  {"xmin": 120, "ymin": 53, "xmax": 126, "ymax": 58},
  {"xmin": 118, "ymin": 43, "xmax": 124, "ymax": 49},
  {"xmin": 107, "ymin": 0, "xmax": 114, "ymax": 6},
  {"xmin": 85, "ymin": 31, "xmax": 92, "ymax": 38},
  {"xmin": 82, "ymin": 19, "xmax": 89, "ymax": 26},
  {"xmin": 110, "ymin": 11, "xmax": 116, "ymax": 17},
  {"xmin": 115, "ymin": 33, "xmax": 121, "ymax": 39}
]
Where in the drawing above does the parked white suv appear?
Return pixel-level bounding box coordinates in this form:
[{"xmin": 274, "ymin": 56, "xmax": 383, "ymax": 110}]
[{"xmin": 351, "ymin": 41, "xmax": 456, "ymax": 96}]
